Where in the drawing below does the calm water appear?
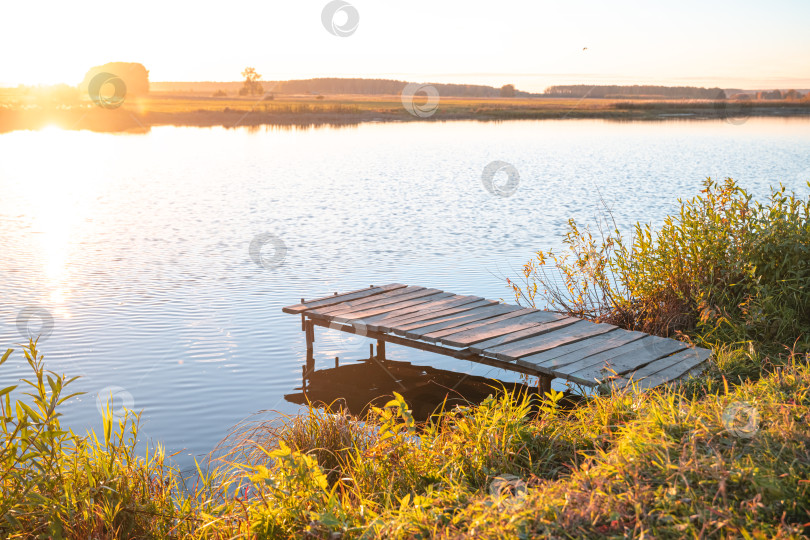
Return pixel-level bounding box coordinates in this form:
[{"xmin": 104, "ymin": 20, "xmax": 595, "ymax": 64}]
[{"xmin": 2, "ymin": 118, "xmax": 809, "ymax": 468}]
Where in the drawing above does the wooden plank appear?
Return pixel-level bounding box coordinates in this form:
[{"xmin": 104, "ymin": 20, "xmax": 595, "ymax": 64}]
[
  {"xmin": 312, "ymin": 287, "xmax": 443, "ymax": 318},
  {"xmin": 366, "ymin": 294, "xmax": 480, "ymax": 323},
  {"xmin": 437, "ymin": 310, "xmax": 568, "ymax": 347},
  {"xmin": 374, "ymin": 296, "xmax": 490, "ymax": 328},
  {"xmin": 282, "ymin": 284, "xmax": 406, "ymax": 314},
  {"xmin": 484, "ymin": 321, "xmax": 617, "ymax": 361},
  {"xmin": 313, "ymin": 286, "xmax": 428, "ymax": 315},
  {"xmin": 328, "ymin": 290, "xmax": 450, "ymax": 322},
  {"xmin": 365, "ymin": 295, "xmax": 486, "ymax": 332},
  {"xmin": 398, "ymin": 304, "xmax": 522, "ymax": 340},
  {"xmin": 385, "ymin": 300, "xmax": 499, "ymax": 336},
  {"xmin": 422, "ymin": 308, "xmax": 540, "ymax": 340},
  {"xmin": 613, "ymin": 347, "xmax": 712, "ymax": 390},
  {"xmin": 467, "ymin": 317, "xmax": 581, "ymax": 354},
  {"xmin": 401, "ymin": 304, "xmax": 523, "ymax": 339},
  {"xmin": 538, "ymin": 335, "xmax": 667, "ymax": 381},
  {"xmin": 560, "ymin": 336, "xmax": 689, "ymax": 385},
  {"xmin": 517, "ymin": 330, "xmax": 647, "ymax": 371},
  {"xmin": 356, "ymin": 295, "xmax": 473, "ymax": 330},
  {"xmin": 382, "ymin": 299, "xmax": 497, "ymax": 330}
]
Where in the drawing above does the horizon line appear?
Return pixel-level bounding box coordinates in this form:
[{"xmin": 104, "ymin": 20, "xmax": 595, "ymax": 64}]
[{"xmin": 5, "ymin": 73, "xmax": 810, "ymax": 92}]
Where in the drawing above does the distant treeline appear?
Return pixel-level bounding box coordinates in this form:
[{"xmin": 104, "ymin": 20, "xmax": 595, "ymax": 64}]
[
  {"xmin": 544, "ymin": 85, "xmax": 726, "ymax": 99},
  {"xmin": 269, "ymin": 78, "xmax": 534, "ymax": 97},
  {"xmin": 152, "ymin": 78, "xmax": 534, "ymax": 97}
]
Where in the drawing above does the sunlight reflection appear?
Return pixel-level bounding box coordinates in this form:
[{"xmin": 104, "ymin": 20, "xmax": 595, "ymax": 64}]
[{"xmin": 3, "ymin": 126, "xmax": 111, "ymax": 316}]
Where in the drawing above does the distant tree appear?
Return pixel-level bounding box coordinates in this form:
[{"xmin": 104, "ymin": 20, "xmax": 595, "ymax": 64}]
[
  {"xmin": 81, "ymin": 62, "xmax": 149, "ymax": 96},
  {"xmin": 240, "ymin": 67, "xmax": 264, "ymax": 96},
  {"xmin": 784, "ymin": 89, "xmax": 803, "ymax": 100},
  {"xmin": 544, "ymin": 84, "xmax": 725, "ymax": 99},
  {"xmin": 757, "ymin": 89, "xmax": 782, "ymax": 100},
  {"xmin": 213, "ymin": 89, "xmax": 227, "ymax": 97},
  {"xmin": 500, "ymin": 84, "xmax": 516, "ymax": 98}
]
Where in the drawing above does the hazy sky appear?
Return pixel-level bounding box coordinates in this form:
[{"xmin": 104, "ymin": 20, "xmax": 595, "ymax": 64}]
[{"xmin": 3, "ymin": 0, "xmax": 809, "ymax": 91}]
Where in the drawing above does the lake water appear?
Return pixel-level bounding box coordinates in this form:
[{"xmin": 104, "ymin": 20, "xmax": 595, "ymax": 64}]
[{"xmin": 1, "ymin": 118, "xmax": 809, "ymax": 469}]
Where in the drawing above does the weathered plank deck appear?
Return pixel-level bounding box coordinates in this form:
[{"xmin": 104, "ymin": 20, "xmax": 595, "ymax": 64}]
[{"xmin": 283, "ymin": 284, "xmax": 712, "ymax": 392}]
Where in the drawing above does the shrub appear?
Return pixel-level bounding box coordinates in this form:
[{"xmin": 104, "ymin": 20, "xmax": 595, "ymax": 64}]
[{"xmin": 509, "ymin": 178, "xmax": 810, "ymax": 360}]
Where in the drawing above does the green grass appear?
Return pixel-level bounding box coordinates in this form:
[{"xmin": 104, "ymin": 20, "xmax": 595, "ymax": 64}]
[
  {"xmin": 4, "ymin": 180, "xmax": 810, "ymax": 538},
  {"xmin": 3, "ymin": 342, "xmax": 810, "ymax": 538}
]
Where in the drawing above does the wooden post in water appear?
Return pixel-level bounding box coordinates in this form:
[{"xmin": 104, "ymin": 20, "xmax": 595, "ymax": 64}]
[
  {"xmin": 538, "ymin": 375, "xmax": 552, "ymax": 395},
  {"xmin": 377, "ymin": 339, "xmax": 386, "ymax": 362},
  {"xmin": 305, "ymin": 319, "xmax": 315, "ymax": 373}
]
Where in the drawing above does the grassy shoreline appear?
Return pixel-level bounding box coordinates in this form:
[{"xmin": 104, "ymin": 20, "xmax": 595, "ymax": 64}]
[
  {"xmin": 2, "ymin": 93, "xmax": 810, "ymax": 132},
  {"xmin": 3, "ymin": 342, "xmax": 810, "ymax": 538}
]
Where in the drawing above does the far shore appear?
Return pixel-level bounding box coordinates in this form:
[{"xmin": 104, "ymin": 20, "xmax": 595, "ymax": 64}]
[{"xmin": 2, "ymin": 92, "xmax": 809, "ymax": 133}]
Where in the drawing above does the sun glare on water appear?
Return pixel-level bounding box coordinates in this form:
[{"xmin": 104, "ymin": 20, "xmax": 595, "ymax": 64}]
[{"xmin": 1, "ymin": 127, "xmax": 118, "ymax": 317}]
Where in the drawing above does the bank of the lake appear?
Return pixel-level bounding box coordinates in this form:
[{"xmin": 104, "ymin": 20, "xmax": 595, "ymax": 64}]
[{"xmin": 2, "ymin": 94, "xmax": 810, "ymax": 132}]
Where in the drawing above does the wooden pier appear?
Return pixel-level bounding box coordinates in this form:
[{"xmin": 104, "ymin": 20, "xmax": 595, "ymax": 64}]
[{"xmin": 283, "ymin": 284, "xmax": 712, "ymax": 392}]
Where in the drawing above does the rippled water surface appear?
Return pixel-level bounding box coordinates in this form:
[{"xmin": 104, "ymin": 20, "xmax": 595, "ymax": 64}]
[{"xmin": 2, "ymin": 118, "xmax": 809, "ymax": 468}]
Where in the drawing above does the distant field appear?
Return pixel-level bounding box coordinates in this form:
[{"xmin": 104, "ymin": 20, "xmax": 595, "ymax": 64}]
[{"xmin": 2, "ymin": 89, "xmax": 809, "ymax": 132}]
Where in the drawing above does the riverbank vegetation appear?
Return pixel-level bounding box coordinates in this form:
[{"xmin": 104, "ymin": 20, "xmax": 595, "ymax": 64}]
[
  {"xmin": 510, "ymin": 178, "xmax": 810, "ymax": 386},
  {"xmin": 2, "ymin": 88, "xmax": 810, "ymax": 133},
  {"xmin": 3, "ymin": 180, "xmax": 810, "ymax": 538}
]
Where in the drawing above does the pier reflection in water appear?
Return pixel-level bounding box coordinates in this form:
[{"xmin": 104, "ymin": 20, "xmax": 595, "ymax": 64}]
[{"xmin": 285, "ymin": 355, "xmax": 543, "ymax": 421}]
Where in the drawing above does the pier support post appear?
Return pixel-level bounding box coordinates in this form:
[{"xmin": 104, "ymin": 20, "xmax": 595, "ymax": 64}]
[
  {"xmin": 305, "ymin": 319, "xmax": 315, "ymax": 373},
  {"xmin": 538, "ymin": 375, "xmax": 552, "ymax": 395},
  {"xmin": 377, "ymin": 339, "xmax": 386, "ymax": 362}
]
